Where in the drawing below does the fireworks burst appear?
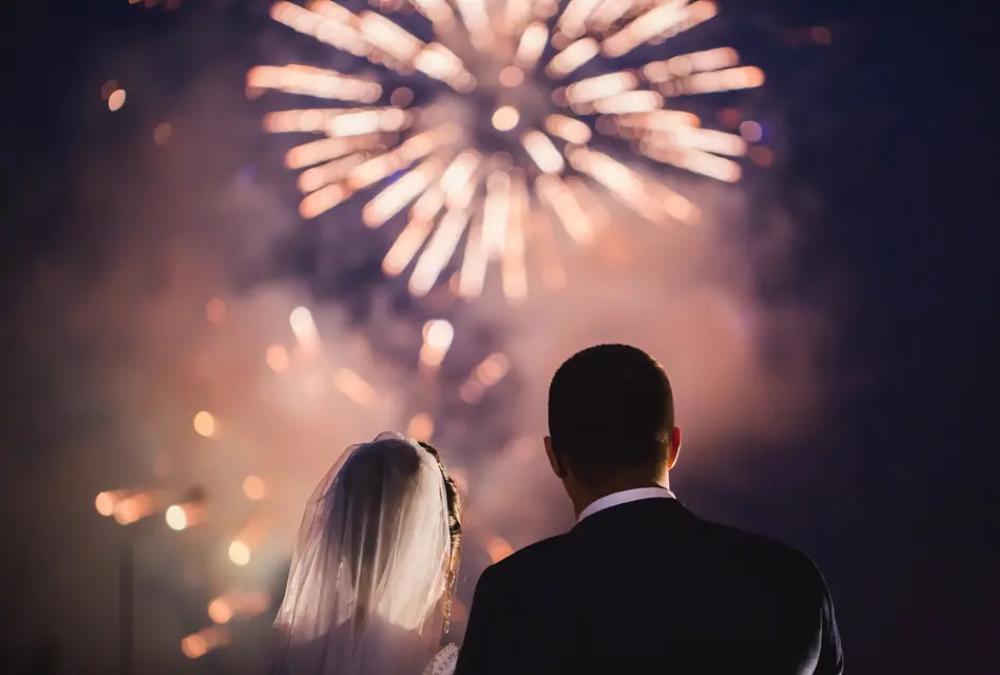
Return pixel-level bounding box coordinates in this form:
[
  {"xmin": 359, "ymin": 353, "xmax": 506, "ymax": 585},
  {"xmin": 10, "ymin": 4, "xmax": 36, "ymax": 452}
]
[{"xmin": 250, "ymin": 0, "xmax": 764, "ymax": 302}]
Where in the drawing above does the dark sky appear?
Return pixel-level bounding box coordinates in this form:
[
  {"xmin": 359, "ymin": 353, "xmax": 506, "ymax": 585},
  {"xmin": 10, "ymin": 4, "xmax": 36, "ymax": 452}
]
[{"xmin": 1, "ymin": 1, "xmax": 997, "ymax": 674}]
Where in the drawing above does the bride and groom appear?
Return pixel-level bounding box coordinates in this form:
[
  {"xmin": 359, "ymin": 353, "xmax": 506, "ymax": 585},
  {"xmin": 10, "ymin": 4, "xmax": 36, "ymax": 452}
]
[{"xmin": 271, "ymin": 344, "xmax": 844, "ymax": 674}]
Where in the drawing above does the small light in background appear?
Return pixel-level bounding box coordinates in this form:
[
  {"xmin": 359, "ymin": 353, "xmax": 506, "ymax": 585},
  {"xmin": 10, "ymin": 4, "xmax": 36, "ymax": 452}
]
[
  {"xmin": 180, "ymin": 634, "xmax": 208, "ymax": 659},
  {"xmin": 739, "ymin": 120, "xmax": 764, "ymax": 143},
  {"xmin": 153, "ymin": 122, "xmax": 173, "ymax": 146},
  {"xmin": 228, "ymin": 540, "xmax": 251, "ymax": 566},
  {"xmin": 460, "ymin": 353, "xmax": 510, "ymax": 404},
  {"xmin": 207, "ymin": 591, "xmax": 270, "ymax": 624},
  {"xmin": 475, "ymin": 353, "xmax": 509, "ymax": 386},
  {"xmin": 499, "ymin": 66, "xmax": 524, "ymax": 87},
  {"xmin": 419, "ymin": 319, "xmax": 454, "ymax": 368},
  {"xmin": 486, "ymin": 535, "xmax": 514, "ymax": 563},
  {"xmin": 389, "ymin": 86, "xmax": 414, "ymax": 107},
  {"xmin": 165, "ymin": 505, "xmax": 189, "ymax": 531},
  {"xmin": 205, "ymin": 297, "xmax": 227, "ymax": 324},
  {"xmin": 749, "ymin": 146, "xmax": 775, "ymax": 167},
  {"xmin": 95, "ymin": 490, "xmax": 121, "ymax": 517},
  {"xmin": 112, "ymin": 492, "xmax": 157, "ymax": 525},
  {"xmin": 193, "ymin": 410, "xmax": 217, "ymax": 438},
  {"xmin": 165, "ymin": 502, "xmax": 203, "ymax": 531},
  {"xmin": 180, "ymin": 625, "xmax": 229, "ymax": 659},
  {"xmin": 107, "ymin": 88, "xmax": 127, "ymax": 112},
  {"xmin": 265, "ymin": 344, "xmax": 290, "ymax": 373},
  {"xmin": 227, "ymin": 519, "xmax": 264, "ymax": 566},
  {"xmin": 718, "ymin": 107, "xmax": 742, "ymax": 129},
  {"xmin": 289, "ymin": 305, "xmax": 321, "ymax": 354},
  {"xmin": 207, "ymin": 597, "xmax": 234, "ymax": 624},
  {"xmin": 810, "ymin": 26, "xmax": 833, "ymax": 45},
  {"xmin": 491, "ymin": 105, "xmax": 520, "ymax": 132},
  {"xmin": 242, "ymin": 475, "xmax": 267, "ymax": 501},
  {"xmin": 407, "ymin": 412, "xmax": 434, "ymax": 441}
]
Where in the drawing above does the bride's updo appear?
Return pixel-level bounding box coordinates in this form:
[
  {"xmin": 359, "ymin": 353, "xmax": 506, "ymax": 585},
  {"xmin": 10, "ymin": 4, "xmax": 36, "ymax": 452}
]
[
  {"xmin": 274, "ymin": 434, "xmax": 463, "ymax": 674},
  {"xmin": 332, "ymin": 436, "xmax": 463, "ymax": 631}
]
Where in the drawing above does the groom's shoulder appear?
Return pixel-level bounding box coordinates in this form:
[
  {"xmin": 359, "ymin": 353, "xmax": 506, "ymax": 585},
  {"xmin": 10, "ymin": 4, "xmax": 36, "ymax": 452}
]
[
  {"xmin": 692, "ymin": 513, "xmax": 828, "ymax": 590},
  {"xmin": 486, "ymin": 533, "xmax": 570, "ymax": 582}
]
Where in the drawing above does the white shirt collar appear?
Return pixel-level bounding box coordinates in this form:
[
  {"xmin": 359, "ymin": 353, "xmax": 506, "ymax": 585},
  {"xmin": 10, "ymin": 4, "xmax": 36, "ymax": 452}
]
[{"xmin": 577, "ymin": 486, "xmax": 676, "ymax": 522}]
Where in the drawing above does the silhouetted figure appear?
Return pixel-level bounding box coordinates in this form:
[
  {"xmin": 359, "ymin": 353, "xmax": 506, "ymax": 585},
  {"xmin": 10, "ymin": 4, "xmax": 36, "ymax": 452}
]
[{"xmin": 457, "ymin": 344, "xmax": 843, "ymax": 675}]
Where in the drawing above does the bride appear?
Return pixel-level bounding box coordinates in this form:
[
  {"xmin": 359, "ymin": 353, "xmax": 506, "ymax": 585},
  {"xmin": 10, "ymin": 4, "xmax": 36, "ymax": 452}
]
[{"xmin": 271, "ymin": 433, "xmax": 462, "ymax": 675}]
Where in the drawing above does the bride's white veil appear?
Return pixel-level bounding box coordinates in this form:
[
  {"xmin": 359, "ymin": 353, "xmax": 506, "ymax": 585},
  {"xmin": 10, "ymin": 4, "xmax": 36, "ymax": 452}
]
[{"xmin": 272, "ymin": 433, "xmax": 455, "ymax": 675}]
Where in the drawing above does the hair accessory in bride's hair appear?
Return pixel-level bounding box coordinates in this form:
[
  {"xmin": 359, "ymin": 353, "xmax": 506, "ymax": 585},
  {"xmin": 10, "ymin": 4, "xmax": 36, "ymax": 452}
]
[{"xmin": 417, "ymin": 440, "xmax": 462, "ymax": 633}]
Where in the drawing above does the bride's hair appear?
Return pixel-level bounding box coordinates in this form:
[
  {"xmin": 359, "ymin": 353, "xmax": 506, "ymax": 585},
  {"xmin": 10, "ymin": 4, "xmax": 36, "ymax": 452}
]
[
  {"xmin": 416, "ymin": 441, "xmax": 462, "ymax": 628},
  {"xmin": 272, "ymin": 434, "xmax": 463, "ymax": 674},
  {"xmin": 334, "ymin": 438, "xmax": 462, "ymax": 621}
]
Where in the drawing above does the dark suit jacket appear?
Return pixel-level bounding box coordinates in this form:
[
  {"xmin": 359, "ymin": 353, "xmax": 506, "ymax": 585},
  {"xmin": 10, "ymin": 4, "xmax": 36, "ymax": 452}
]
[{"xmin": 456, "ymin": 498, "xmax": 842, "ymax": 675}]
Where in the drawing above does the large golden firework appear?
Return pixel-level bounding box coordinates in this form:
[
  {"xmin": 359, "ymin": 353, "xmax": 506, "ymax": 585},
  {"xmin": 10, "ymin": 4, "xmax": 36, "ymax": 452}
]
[{"xmin": 249, "ymin": 0, "xmax": 764, "ymax": 302}]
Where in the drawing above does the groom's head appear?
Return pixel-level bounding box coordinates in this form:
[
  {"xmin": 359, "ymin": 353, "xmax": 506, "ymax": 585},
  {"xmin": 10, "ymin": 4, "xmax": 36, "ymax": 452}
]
[{"xmin": 546, "ymin": 344, "xmax": 680, "ymax": 500}]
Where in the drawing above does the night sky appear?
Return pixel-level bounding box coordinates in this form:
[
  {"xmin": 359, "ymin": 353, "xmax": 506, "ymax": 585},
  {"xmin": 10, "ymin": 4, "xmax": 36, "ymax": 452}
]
[{"xmin": 1, "ymin": 1, "xmax": 997, "ymax": 674}]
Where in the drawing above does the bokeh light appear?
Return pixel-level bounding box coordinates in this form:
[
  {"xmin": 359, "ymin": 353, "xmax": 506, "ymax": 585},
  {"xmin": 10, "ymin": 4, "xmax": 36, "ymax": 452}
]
[
  {"xmin": 491, "ymin": 105, "xmax": 521, "ymax": 131},
  {"xmin": 193, "ymin": 410, "xmax": 217, "ymax": 438},
  {"xmin": 107, "ymin": 88, "xmax": 127, "ymax": 112},
  {"xmin": 180, "ymin": 625, "xmax": 229, "ymax": 659},
  {"xmin": 207, "ymin": 597, "xmax": 234, "ymax": 624},
  {"xmin": 407, "ymin": 412, "xmax": 434, "ymax": 441},
  {"xmin": 739, "ymin": 120, "xmax": 763, "ymax": 143},
  {"xmin": 165, "ymin": 504, "xmax": 189, "ymax": 531},
  {"xmin": 94, "ymin": 491, "xmax": 118, "ymax": 517},
  {"xmin": 265, "ymin": 344, "xmax": 291, "ymax": 373},
  {"xmin": 241, "ymin": 475, "xmax": 267, "ymax": 501},
  {"xmin": 112, "ymin": 492, "xmax": 157, "ymax": 526},
  {"xmin": 289, "ymin": 305, "xmax": 321, "ymax": 354},
  {"xmin": 419, "ymin": 319, "xmax": 454, "ymax": 367},
  {"xmin": 153, "ymin": 121, "xmax": 173, "ymax": 145},
  {"xmin": 228, "ymin": 540, "xmax": 251, "ymax": 566},
  {"xmin": 205, "ymin": 297, "xmax": 227, "ymax": 324},
  {"xmin": 164, "ymin": 502, "xmax": 202, "ymax": 531},
  {"xmin": 485, "ymin": 535, "xmax": 514, "ymax": 563}
]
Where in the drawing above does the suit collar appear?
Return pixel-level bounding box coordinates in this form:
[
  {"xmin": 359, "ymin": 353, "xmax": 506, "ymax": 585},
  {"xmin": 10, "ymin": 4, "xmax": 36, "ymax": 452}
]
[
  {"xmin": 572, "ymin": 493, "xmax": 691, "ymax": 532},
  {"xmin": 577, "ymin": 486, "xmax": 676, "ymax": 522}
]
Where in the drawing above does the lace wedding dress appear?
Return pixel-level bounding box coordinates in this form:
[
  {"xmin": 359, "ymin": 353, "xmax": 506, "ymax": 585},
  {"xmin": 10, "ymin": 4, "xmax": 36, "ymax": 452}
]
[{"xmin": 422, "ymin": 644, "xmax": 459, "ymax": 675}]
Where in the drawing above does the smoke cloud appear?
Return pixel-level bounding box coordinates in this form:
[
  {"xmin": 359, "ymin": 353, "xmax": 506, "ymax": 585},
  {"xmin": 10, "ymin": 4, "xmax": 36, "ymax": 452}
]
[{"xmin": 1, "ymin": 5, "xmax": 828, "ymax": 672}]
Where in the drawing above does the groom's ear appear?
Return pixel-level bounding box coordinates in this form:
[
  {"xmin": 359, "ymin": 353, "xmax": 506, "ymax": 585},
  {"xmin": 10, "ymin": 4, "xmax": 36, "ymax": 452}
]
[
  {"xmin": 666, "ymin": 426, "xmax": 682, "ymax": 470},
  {"xmin": 544, "ymin": 436, "xmax": 568, "ymax": 479}
]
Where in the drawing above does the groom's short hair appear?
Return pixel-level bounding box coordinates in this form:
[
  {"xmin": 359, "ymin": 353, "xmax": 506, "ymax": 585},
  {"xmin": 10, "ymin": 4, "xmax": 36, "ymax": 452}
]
[{"xmin": 548, "ymin": 344, "xmax": 674, "ymax": 483}]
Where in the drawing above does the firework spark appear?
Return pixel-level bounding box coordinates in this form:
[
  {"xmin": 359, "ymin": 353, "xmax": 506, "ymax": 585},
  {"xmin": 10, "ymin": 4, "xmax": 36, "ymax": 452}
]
[{"xmin": 252, "ymin": 0, "xmax": 764, "ymax": 302}]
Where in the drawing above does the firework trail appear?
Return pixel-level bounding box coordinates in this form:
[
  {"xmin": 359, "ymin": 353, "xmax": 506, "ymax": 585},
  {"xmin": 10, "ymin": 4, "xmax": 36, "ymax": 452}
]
[{"xmin": 249, "ymin": 0, "xmax": 765, "ymax": 302}]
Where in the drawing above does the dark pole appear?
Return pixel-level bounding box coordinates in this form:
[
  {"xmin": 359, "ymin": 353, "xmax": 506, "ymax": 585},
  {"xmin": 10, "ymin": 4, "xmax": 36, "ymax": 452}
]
[{"xmin": 119, "ymin": 531, "xmax": 133, "ymax": 675}]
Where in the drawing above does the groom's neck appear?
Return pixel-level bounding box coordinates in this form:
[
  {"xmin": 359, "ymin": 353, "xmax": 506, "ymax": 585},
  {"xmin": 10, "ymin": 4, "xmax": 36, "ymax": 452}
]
[{"xmin": 569, "ymin": 469, "xmax": 671, "ymax": 518}]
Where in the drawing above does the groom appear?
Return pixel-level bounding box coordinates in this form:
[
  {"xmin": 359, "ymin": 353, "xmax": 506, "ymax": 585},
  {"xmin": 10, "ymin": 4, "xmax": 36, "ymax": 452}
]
[{"xmin": 456, "ymin": 344, "xmax": 843, "ymax": 674}]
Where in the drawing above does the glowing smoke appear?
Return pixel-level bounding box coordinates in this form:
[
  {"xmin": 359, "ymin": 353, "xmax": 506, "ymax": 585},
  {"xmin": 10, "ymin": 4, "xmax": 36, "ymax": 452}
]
[{"xmin": 4, "ymin": 3, "xmax": 825, "ymax": 671}]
